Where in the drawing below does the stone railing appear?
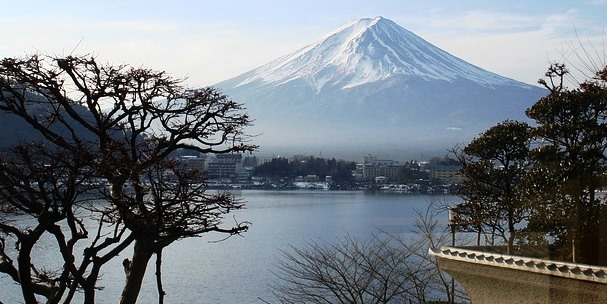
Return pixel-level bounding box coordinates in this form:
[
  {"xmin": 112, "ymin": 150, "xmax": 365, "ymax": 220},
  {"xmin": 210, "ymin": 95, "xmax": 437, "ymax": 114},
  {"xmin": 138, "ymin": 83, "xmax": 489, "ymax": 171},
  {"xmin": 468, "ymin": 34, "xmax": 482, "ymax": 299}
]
[{"xmin": 429, "ymin": 246, "xmax": 607, "ymax": 304}]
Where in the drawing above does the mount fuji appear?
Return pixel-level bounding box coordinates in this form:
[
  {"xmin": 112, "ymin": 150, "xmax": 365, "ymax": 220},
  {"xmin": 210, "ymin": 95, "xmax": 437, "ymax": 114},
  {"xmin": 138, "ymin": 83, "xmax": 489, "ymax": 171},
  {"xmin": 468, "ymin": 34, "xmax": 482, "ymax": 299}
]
[{"xmin": 216, "ymin": 17, "xmax": 546, "ymax": 158}]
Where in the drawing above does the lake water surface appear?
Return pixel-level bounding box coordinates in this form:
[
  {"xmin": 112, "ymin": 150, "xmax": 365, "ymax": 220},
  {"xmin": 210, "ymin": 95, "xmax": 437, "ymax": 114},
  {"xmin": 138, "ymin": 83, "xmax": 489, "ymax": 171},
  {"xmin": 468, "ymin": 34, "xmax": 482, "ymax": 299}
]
[{"xmin": 1, "ymin": 190, "xmax": 460, "ymax": 304}]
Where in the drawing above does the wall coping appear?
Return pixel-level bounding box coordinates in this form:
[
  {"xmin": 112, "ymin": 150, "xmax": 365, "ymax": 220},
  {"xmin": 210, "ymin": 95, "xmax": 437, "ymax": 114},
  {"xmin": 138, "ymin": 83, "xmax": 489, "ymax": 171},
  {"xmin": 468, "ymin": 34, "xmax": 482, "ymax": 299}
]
[{"xmin": 429, "ymin": 246, "xmax": 607, "ymax": 284}]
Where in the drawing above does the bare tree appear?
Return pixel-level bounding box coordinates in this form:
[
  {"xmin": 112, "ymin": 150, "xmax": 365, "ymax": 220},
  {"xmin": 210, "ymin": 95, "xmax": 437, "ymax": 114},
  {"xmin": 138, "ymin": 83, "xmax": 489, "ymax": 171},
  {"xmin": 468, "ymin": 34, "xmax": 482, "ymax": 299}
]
[
  {"xmin": 270, "ymin": 200, "xmax": 470, "ymax": 304},
  {"xmin": 271, "ymin": 233, "xmax": 416, "ymax": 304},
  {"xmin": 0, "ymin": 54, "xmax": 256, "ymax": 304},
  {"xmin": 397, "ymin": 200, "xmax": 470, "ymax": 304}
]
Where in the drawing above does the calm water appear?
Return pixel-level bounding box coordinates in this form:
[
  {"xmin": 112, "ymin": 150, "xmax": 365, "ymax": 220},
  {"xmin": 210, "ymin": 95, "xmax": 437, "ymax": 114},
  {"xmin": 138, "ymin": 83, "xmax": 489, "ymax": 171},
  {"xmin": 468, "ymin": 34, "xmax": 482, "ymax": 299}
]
[{"xmin": 1, "ymin": 190, "xmax": 460, "ymax": 304}]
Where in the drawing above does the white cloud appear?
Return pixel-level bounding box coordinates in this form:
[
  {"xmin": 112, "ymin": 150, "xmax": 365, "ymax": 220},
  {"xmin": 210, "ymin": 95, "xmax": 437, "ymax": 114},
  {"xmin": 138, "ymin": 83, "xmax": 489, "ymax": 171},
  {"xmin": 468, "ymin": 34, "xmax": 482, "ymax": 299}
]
[{"xmin": 400, "ymin": 9, "xmax": 605, "ymax": 85}]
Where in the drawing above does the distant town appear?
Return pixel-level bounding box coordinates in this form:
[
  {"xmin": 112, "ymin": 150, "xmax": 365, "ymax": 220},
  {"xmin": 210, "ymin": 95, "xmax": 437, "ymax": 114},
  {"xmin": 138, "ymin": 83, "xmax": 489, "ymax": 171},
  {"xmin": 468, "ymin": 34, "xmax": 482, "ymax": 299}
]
[{"xmin": 175, "ymin": 150, "xmax": 463, "ymax": 194}]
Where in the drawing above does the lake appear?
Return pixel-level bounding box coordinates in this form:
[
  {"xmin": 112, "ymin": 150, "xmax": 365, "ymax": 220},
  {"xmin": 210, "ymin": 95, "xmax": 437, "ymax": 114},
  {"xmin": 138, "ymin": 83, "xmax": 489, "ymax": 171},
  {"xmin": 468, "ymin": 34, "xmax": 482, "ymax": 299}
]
[{"xmin": 1, "ymin": 190, "xmax": 460, "ymax": 304}]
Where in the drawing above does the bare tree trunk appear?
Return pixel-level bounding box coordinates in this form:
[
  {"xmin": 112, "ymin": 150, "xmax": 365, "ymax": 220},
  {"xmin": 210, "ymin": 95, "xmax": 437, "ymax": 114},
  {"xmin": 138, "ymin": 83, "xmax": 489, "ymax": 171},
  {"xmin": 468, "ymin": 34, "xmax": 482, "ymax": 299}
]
[
  {"xmin": 572, "ymin": 236, "xmax": 578, "ymax": 263},
  {"xmin": 156, "ymin": 249, "xmax": 166, "ymax": 304},
  {"xmin": 507, "ymin": 223, "xmax": 515, "ymax": 255},
  {"xmin": 119, "ymin": 238, "xmax": 154, "ymax": 304},
  {"xmin": 18, "ymin": 237, "xmax": 39, "ymax": 304},
  {"xmin": 572, "ymin": 194, "xmax": 582, "ymax": 264},
  {"xmin": 476, "ymin": 224, "xmax": 481, "ymax": 246}
]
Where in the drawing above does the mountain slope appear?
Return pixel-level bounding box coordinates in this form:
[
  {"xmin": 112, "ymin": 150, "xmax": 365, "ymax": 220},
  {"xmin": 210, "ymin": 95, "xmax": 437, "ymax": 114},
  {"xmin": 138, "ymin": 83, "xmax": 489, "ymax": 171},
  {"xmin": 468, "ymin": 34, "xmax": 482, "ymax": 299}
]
[
  {"xmin": 0, "ymin": 90, "xmax": 98, "ymax": 148},
  {"xmin": 216, "ymin": 17, "xmax": 546, "ymax": 157}
]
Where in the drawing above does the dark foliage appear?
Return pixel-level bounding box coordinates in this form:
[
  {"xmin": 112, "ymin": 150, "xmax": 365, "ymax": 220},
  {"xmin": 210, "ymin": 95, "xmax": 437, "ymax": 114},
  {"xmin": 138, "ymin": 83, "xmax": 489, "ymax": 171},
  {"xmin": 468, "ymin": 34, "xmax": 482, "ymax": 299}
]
[
  {"xmin": 454, "ymin": 120, "xmax": 532, "ymax": 252},
  {"xmin": 254, "ymin": 156, "xmax": 356, "ymax": 184},
  {"xmin": 397, "ymin": 160, "xmax": 430, "ymax": 183},
  {"xmin": 522, "ymin": 65, "xmax": 607, "ymax": 264},
  {"xmin": 452, "ymin": 64, "xmax": 607, "ymax": 265}
]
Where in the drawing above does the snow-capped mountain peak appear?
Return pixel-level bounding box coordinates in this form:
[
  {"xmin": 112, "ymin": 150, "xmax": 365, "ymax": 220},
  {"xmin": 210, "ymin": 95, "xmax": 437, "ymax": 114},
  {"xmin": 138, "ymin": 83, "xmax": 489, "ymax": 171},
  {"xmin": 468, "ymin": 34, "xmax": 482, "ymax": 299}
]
[
  {"xmin": 237, "ymin": 16, "xmax": 520, "ymax": 92},
  {"xmin": 216, "ymin": 17, "xmax": 546, "ymax": 157}
]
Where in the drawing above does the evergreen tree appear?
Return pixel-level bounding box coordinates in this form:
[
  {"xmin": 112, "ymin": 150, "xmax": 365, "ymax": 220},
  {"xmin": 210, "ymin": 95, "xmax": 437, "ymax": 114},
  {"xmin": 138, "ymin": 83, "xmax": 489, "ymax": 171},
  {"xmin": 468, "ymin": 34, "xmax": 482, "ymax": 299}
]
[
  {"xmin": 455, "ymin": 120, "xmax": 532, "ymax": 253},
  {"xmin": 523, "ymin": 64, "xmax": 607, "ymax": 264}
]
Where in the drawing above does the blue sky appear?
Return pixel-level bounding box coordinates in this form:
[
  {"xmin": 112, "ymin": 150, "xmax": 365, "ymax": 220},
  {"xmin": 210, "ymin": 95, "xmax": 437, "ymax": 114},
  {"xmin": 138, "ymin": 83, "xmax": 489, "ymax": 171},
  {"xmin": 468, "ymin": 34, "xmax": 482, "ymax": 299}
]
[{"xmin": 1, "ymin": 1, "xmax": 605, "ymax": 86}]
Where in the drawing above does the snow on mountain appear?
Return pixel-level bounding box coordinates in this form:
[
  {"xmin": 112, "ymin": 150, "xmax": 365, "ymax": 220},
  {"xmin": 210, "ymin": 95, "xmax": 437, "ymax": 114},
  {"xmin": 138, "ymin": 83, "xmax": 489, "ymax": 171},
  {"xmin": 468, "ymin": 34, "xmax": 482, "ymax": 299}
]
[
  {"xmin": 237, "ymin": 17, "xmax": 524, "ymax": 91},
  {"xmin": 216, "ymin": 17, "xmax": 547, "ymax": 158}
]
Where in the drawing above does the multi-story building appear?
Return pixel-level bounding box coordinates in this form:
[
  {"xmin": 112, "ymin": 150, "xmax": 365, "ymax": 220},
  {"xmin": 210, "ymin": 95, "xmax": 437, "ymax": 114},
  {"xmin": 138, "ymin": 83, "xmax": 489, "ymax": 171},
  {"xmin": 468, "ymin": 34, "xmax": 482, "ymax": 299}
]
[
  {"xmin": 179, "ymin": 155, "xmax": 208, "ymax": 174},
  {"xmin": 206, "ymin": 153, "xmax": 243, "ymax": 180},
  {"xmin": 363, "ymin": 159, "xmax": 401, "ymax": 181},
  {"xmin": 356, "ymin": 155, "xmax": 401, "ymax": 181}
]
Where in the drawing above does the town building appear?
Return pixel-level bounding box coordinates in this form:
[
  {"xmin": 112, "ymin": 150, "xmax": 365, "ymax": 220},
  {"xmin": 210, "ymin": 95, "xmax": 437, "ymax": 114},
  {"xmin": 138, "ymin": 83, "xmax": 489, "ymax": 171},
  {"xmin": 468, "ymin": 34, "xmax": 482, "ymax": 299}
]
[
  {"xmin": 356, "ymin": 154, "xmax": 401, "ymax": 181},
  {"xmin": 179, "ymin": 155, "xmax": 208, "ymax": 174},
  {"xmin": 206, "ymin": 153, "xmax": 243, "ymax": 180}
]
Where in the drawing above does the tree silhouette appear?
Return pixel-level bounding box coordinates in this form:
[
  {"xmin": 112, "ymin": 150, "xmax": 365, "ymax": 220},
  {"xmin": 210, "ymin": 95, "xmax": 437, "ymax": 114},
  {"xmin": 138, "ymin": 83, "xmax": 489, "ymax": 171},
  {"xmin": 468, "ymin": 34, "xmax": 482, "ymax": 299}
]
[
  {"xmin": 524, "ymin": 64, "xmax": 607, "ymax": 264},
  {"xmin": 0, "ymin": 54, "xmax": 256, "ymax": 303},
  {"xmin": 454, "ymin": 120, "xmax": 532, "ymax": 253},
  {"xmin": 270, "ymin": 200, "xmax": 468, "ymax": 304}
]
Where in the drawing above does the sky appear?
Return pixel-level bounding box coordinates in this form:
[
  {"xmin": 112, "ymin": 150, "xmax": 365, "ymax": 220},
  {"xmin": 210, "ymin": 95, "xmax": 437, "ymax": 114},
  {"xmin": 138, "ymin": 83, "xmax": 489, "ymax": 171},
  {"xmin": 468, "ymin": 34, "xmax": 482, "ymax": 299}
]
[{"xmin": 1, "ymin": 0, "xmax": 605, "ymax": 87}]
